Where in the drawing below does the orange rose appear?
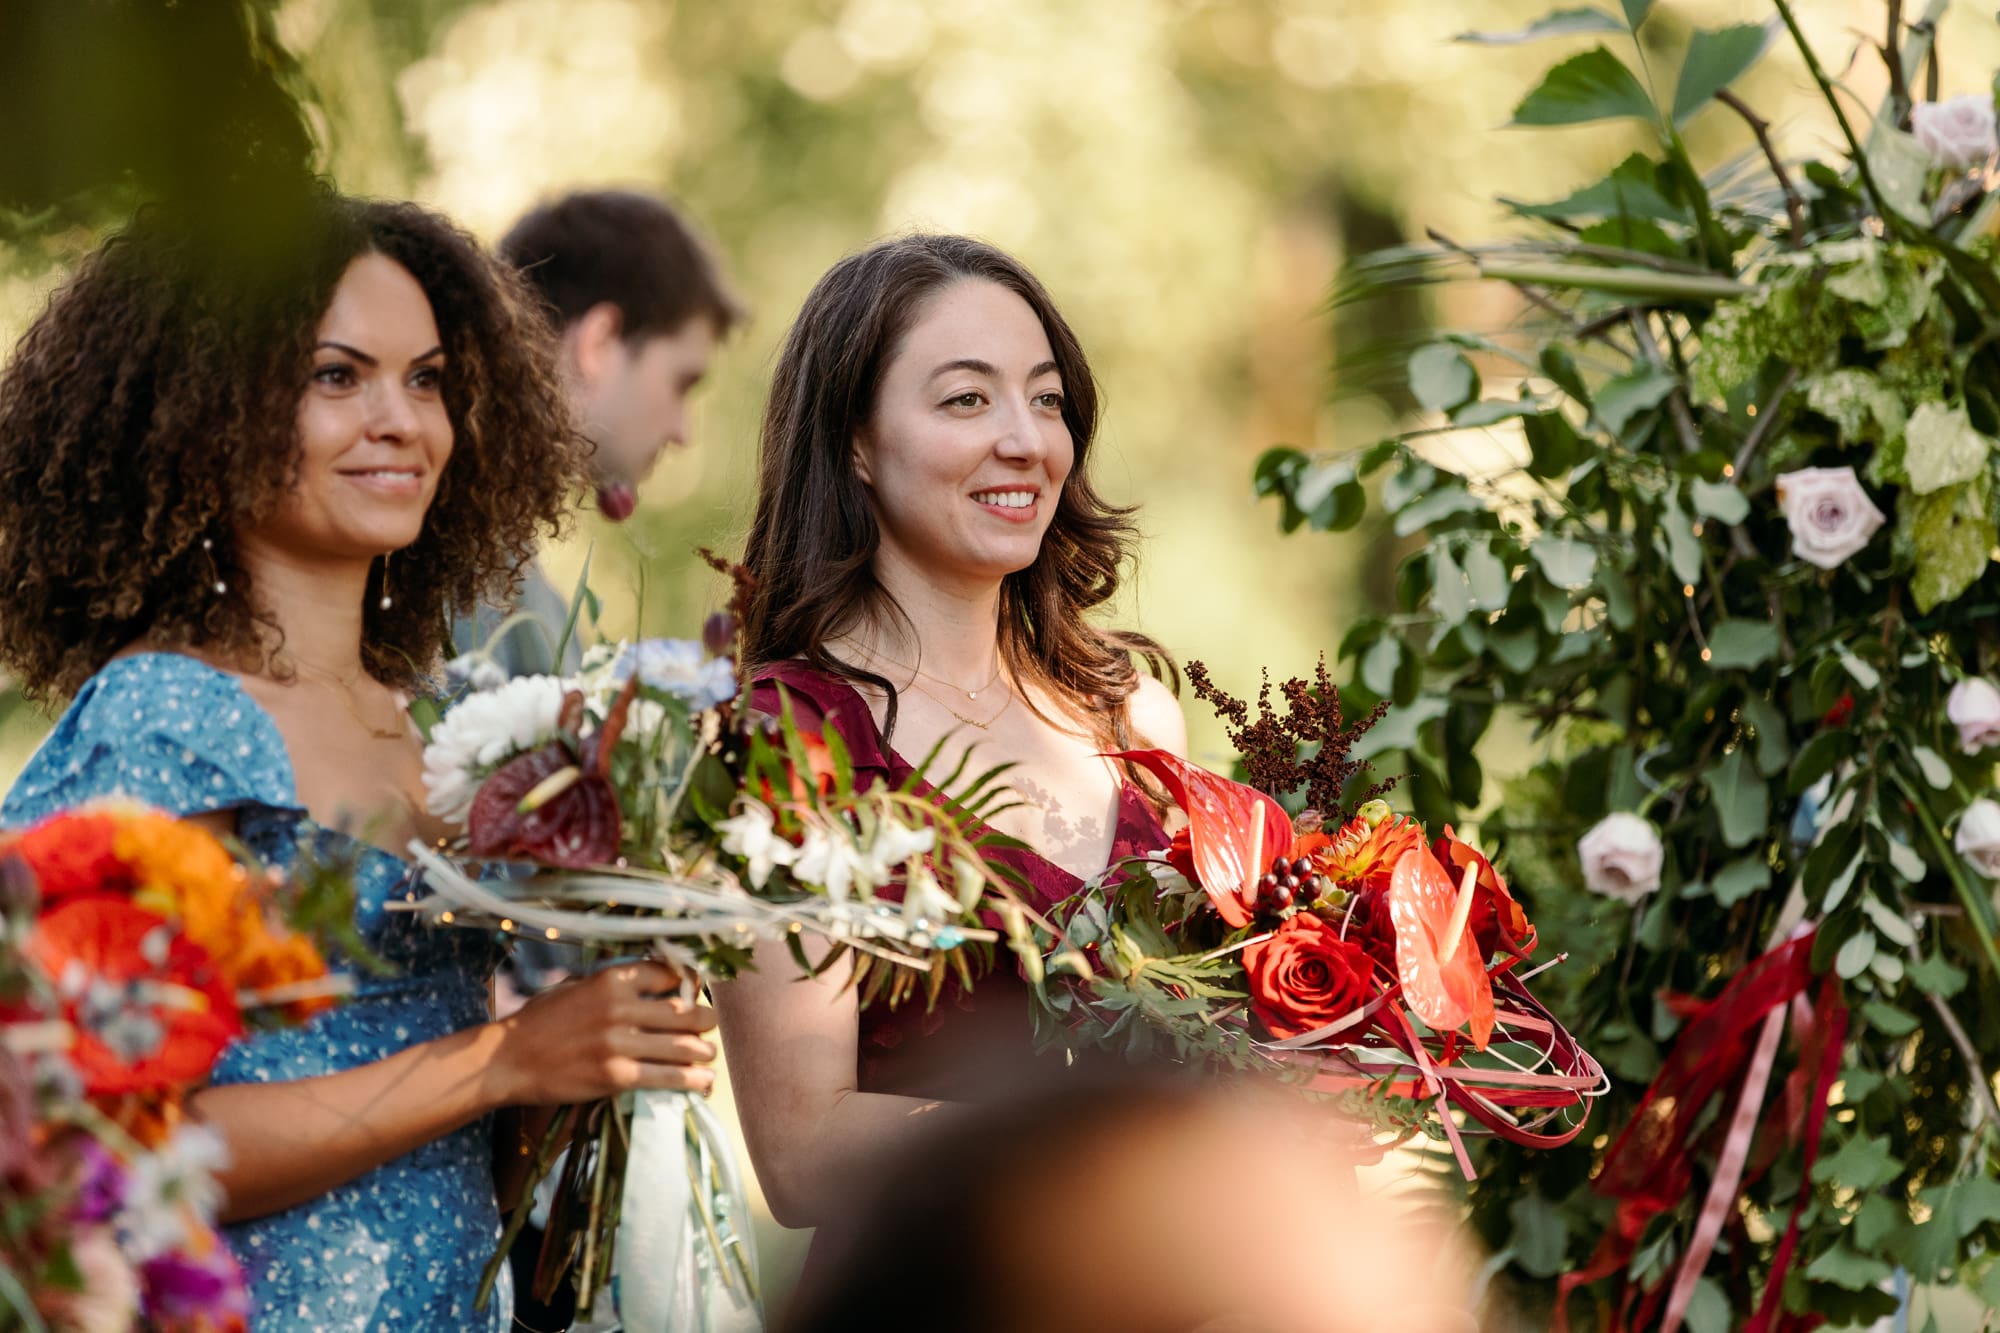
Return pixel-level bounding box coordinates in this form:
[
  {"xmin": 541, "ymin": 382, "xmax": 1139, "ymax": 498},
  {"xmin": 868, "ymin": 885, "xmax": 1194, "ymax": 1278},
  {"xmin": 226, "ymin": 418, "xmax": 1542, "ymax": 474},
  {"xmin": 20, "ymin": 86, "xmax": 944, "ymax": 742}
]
[{"xmin": 1242, "ymin": 913, "xmax": 1380, "ymax": 1040}]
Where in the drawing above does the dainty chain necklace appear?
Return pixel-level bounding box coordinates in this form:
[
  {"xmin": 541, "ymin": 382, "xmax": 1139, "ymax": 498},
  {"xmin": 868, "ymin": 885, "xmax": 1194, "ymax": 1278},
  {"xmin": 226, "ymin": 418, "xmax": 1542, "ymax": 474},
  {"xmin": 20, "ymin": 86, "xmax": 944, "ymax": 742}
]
[
  {"xmin": 868, "ymin": 646, "xmax": 1005, "ymax": 701},
  {"xmin": 910, "ymin": 678, "xmax": 1013, "ymax": 730},
  {"xmin": 291, "ymin": 658, "xmax": 409, "ymax": 742}
]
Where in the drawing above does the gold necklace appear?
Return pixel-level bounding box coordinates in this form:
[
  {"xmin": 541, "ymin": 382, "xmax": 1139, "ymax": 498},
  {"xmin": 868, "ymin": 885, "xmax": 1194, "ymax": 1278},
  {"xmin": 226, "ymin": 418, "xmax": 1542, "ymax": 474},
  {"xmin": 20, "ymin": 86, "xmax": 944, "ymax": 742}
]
[
  {"xmin": 291, "ymin": 658, "xmax": 408, "ymax": 742},
  {"xmin": 869, "ymin": 646, "xmax": 1005, "ymax": 702},
  {"xmin": 910, "ymin": 678, "xmax": 1012, "ymax": 730}
]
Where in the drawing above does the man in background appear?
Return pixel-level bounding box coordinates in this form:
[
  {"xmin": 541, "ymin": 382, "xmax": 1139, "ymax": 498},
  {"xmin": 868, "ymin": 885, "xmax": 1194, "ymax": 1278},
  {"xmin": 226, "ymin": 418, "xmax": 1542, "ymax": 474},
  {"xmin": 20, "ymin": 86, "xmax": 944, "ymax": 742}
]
[{"xmin": 456, "ymin": 188, "xmax": 744, "ymax": 678}]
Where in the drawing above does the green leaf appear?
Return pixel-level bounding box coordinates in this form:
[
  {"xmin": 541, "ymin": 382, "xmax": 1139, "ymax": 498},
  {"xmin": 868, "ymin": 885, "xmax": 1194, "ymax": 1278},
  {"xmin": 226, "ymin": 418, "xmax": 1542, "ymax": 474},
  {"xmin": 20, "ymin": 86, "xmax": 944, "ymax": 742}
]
[
  {"xmin": 1684, "ymin": 1278, "xmax": 1730, "ymax": 1333},
  {"xmin": 1789, "ymin": 728, "xmax": 1853, "ymax": 794},
  {"xmin": 1660, "ymin": 500, "xmax": 1702, "ymax": 586},
  {"xmin": 1393, "ymin": 487, "xmax": 1487, "ymax": 537},
  {"xmin": 1431, "ymin": 545, "xmax": 1471, "ymax": 625},
  {"xmin": 1671, "ymin": 22, "xmax": 1779, "ymax": 124},
  {"xmin": 1620, "ymin": 0, "xmax": 1653, "ymax": 29},
  {"xmin": 1866, "ymin": 123, "xmax": 1934, "ymax": 220},
  {"xmin": 1712, "ymin": 856, "xmax": 1770, "ymax": 907},
  {"xmin": 1458, "ymin": 7, "xmax": 1625, "ymax": 44},
  {"xmin": 1706, "ymin": 621, "xmax": 1779, "ymax": 670},
  {"xmin": 1911, "ymin": 745, "xmax": 1952, "ymax": 790},
  {"xmin": 1409, "ymin": 344, "xmax": 1477, "ymax": 412},
  {"xmin": 1361, "ymin": 637, "xmax": 1402, "ymax": 697},
  {"xmin": 1521, "ymin": 411, "xmax": 1582, "ymax": 479},
  {"xmin": 1531, "ymin": 536, "xmax": 1597, "ymax": 589},
  {"xmin": 1837, "ymin": 646, "xmax": 1881, "ymax": 692},
  {"xmin": 1593, "ymin": 365, "xmax": 1677, "ymax": 436},
  {"xmin": 1884, "ymin": 835, "xmax": 1926, "ymax": 884},
  {"xmin": 1821, "ymin": 848, "xmax": 1864, "ymax": 914},
  {"xmin": 1740, "ymin": 692, "xmax": 1790, "ymax": 776},
  {"xmin": 1511, "ymin": 47, "xmax": 1657, "ymax": 127},
  {"xmin": 1899, "ymin": 474, "xmax": 1996, "ymax": 614},
  {"xmin": 1507, "ymin": 1192, "xmax": 1571, "ymax": 1278},
  {"xmin": 1462, "ymin": 540, "xmax": 1511, "ymax": 610},
  {"xmin": 1861, "ymin": 894, "xmax": 1918, "ymax": 947},
  {"xmin": 1488, "ymin": 626, "xmax": 1541, "ymax": 674},
  {"xmin": 1350, "ymin": 696, "xmax": 1450, "ymax": 762},
  {"xmin": 1538, "ymin": 344, "xmax": 1592, "ymax": 403},
  {"xmin": 1861, "ymin": 999, "xmax": 1920, "ymax": 1036},
  {"xmin": 1702, "ymin": 748, "xmax": 1767, "ymax": 848},
  {"xmin": 1834, "ymin": 929, "xmax": 1877, "ymax": 979},
  {"xmin": 1853, "ymin": 1195, "xmax": 1904, "ymax": 1249},
  {"xmin": 1512, "ymin": 152, "xmax": 1685, "ymax": 224},
  {"xmin": 1690, "ymin": 478, "xmax": 1749, "ymax": 525},
  {"xmin": 1812, "ymin": 1131, "xmax": 1900, "ymax": 1190},
  {"xmin": 1902, "ymin": 401, "xmax": 1992, "ymax": 496},
  {"xmin": 1907, "ymin": 952, "xmax": 1968, "ymax": 998},
  {"xmin": 1803, "ymin": 1243, "xmax": 1895, "ymax": 1291},
  {"xmin": 1598, "ymin": 563, "xmax": 1635, "ymax": 630},
  {"xmin": 1453, "ymin": 398, "xmax": 1541, "ymax": 428},
  {"xmin": 1804, "ymin": 368, "xmax": 1906, "ymax": 446}
]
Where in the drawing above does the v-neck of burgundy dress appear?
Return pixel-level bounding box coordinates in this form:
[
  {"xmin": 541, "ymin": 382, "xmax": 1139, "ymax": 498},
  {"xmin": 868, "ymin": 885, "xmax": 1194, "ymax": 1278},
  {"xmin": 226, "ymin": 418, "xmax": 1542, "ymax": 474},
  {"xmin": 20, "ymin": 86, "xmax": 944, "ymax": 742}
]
[{"xmin": 751, "ymin": 661, "xmax": 1169, "ymax": 1100}]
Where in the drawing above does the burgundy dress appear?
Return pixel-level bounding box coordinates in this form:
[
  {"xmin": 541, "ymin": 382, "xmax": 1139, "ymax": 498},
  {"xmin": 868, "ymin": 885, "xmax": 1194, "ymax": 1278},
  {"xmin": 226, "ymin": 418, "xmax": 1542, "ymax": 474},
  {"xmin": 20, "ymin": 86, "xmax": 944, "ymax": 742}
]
[{"xmin": 750, "ymin": 661, "xmax": 1169, "ymax": 1101}]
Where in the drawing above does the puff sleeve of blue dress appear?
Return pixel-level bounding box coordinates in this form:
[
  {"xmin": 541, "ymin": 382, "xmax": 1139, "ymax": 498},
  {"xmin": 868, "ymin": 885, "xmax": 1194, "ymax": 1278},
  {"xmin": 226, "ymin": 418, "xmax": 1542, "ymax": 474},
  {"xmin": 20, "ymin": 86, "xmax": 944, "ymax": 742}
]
[{"xmin": 3, "ymin": 652, "xmax": 510, "ymax": 1332}]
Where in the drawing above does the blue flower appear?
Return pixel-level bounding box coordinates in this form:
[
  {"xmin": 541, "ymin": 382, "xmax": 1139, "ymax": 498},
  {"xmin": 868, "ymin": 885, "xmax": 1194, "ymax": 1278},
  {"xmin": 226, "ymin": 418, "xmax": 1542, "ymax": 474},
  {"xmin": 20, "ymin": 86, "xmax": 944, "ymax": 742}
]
[{"xmin": 611, "ymin": 639, "xmax": 738, "ymax": 710}]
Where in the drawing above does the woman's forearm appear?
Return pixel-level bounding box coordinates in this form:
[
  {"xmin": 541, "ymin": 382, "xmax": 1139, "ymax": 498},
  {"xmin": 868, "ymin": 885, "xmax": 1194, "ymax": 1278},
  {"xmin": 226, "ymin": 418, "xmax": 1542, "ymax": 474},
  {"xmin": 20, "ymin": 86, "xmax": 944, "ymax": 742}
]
[
  {"xmin": 191, "ymin": 1021, "xmax": 510, "ymax": 1223},
  {"xmin": 741, "ymin": 1085, "xmax": 958, "ymax": 1229}
]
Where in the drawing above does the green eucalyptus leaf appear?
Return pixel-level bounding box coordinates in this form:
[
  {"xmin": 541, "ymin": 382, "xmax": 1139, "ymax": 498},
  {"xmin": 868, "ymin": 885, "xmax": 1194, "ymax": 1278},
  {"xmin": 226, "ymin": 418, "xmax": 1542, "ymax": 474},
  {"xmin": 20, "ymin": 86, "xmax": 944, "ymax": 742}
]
[
  {"xmin": 1538, "ymin": 344, "xmax": 1592, "ymax": 403},
  {"xmin": 1660, "ymin": 500, "xmax": 1702, "ymax": 586},
  {"xmin": 1383, "ymin": 460, "xmax": 1438, "ymax": 514},
  {"xmin": 1740, "ymin": 692, "xmax": 1789, "ymax": 776},
  {"xmin": 1706, "ymin": 621, "xmax": 1779, "ymax": 670},
  {"xmin": 1821, "ymin": 848, "xmax": 1864, "ymax": 914},
  {"xmin": 1504, "ymin": 1192, "xmax": 1572, "ymax": 1277},
  {"xmin": 1911, "ymin": 745, "xmax": 1952, "ymax": 790},
  {"xmin": 1690, "ymin": 478, "xmax": 1749, "ymax": 525},
  {"xmin": 1860, "ymin": 894, "xmax": 1918, "ymax": 946},
  {"xmin": 1410, "ymin": 344, "xmax": 1477, "ymax": 412},
  {"xmin": 1593, "ymin": 365, "xmax": 1677, "ymax": 436},
  {"xmin": 1290, "ymin": 457, "xmax": 1351, "ymax": 513},
  {"xmin": 1462, "ymin": 539, "xmax": 1511, "ymax": 610},
  {"xmin": 1902, "ymin": 402, "xmax": 1992, "ymax": 496},
  {"xmin": 1252, "ymin": 446, "xmax": 1306, "ymax": 495},
  {"xmin": 1836, "ymin": 646, "xmax": 1880, "ymax": 692},
  {"xmin": 1834, "ymin": 929, "xmax": 1878, "ymax": 979},
  {"xmin": 1511, "ymin": 47, "xmax": 1657, "ymax": 127},
  {"xmin": 1597, "ymin": 563, "xmax": 1635, "ymax": 630},
  {"xmin": 1711, "ymin": 856, "xmax": 1770, "ymax": 907},
  {"xmin": 1453, "ymin": 398, "xmax": 1541, "ymax": 428},
  {"xmin": 1361, "ymin": 637, "xmax": 1402, "ymax": 697},
  {"xmin": 1671, "ymin": 21, "xmax": 1779, "ymax": 125},
  {"xmin": 1350, "ymin": 697, "xmax": 1450, "ymax": 762},
  {"xmin": 1487, "ymin": 626, "xmax": 1541, "ymax": 674},
  {"xmin": 1431, "ymin": 545, "xmax": 1471, "ymax": 625},
  {"xmin": 1701, "ymin": 747, "xmax": 1766, "ymax": 848},
  {"xmin": 1883, "ymin": 835, "xmax": 1927, "ymax": 884},
  {"xmin": 1530, "ymin": 536, "xmax": 1597, "ymax": 589},
  {"xmin": 1788, "ymin": 729, "xmax": 1853, "ymax": 794},
  {"xmin": 1393, "ymin": 487, "xmax": 1487, "ymax": 537},
  {"xmin": 1521, "ymin": 411, "xmax": 1582, "ymax": 478},
  {"xmin": 1458, "ymin": 7, "xmax": 1625, "ymax": 44}
]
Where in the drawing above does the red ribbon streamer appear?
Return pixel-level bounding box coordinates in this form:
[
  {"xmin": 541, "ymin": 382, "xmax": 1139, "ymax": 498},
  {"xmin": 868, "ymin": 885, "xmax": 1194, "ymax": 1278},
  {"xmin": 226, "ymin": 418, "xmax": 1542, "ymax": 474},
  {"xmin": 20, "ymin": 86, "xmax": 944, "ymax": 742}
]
[{"xmin": 1553, "ymin": 931, "xmax": 1845, "ymax": 1332}]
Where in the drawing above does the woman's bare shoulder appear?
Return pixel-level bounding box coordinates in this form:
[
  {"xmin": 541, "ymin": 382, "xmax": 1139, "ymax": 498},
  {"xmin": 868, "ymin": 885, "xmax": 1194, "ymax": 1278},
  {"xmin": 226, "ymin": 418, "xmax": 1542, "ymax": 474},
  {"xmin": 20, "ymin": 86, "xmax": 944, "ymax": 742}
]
[{"xmin": 1127, "ymin": 672, "xmax": 1187, "ymax": 758}]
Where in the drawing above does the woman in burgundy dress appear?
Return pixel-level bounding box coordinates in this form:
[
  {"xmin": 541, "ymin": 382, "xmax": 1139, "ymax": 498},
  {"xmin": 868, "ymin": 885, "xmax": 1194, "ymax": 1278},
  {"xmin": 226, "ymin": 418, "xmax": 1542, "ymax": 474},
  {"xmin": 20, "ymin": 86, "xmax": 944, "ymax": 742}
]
[{"xmin": 714, "ymin": 235, "xmax": 1187, "ymax": 1247}]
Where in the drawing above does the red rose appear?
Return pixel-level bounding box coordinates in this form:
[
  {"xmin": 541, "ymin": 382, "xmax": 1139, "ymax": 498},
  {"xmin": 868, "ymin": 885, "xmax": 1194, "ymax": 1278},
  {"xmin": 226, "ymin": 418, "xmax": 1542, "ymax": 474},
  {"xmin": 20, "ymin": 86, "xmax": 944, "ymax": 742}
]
[{"xmin": 1242, "ymin": 913, "xmax": 1380, "ymax": 1040}]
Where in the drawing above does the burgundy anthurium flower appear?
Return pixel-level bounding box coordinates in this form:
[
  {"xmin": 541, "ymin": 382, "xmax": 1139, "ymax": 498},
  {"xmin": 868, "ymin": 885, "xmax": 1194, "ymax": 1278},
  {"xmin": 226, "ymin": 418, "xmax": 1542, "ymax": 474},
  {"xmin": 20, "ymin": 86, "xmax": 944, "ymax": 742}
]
[{"xmin": 467, "ymin": 683, "xmax": 635, "ymax": 868}]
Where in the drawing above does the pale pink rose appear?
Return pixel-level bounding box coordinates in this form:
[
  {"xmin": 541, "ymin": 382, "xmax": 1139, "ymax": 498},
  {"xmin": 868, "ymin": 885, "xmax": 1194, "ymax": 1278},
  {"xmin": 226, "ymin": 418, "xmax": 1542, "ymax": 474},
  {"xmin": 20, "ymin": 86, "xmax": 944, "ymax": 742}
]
[
  {"xmin": 1948, "ymin": 678, "xmax": 2000, "ymax": 754},
  {"xmin": 1913, "ymin": 95, "xmax": 1999, "ymax": 170},
  {"xmin": 1775, "ymin": 467, "xmax": 1886, "ymax": 571},
  {"xmin": 1956, "ymin": 799, "xmax": 2000, "ymax": 879},
  {"xmin": 1577, "ymin": 813, "xmax": 1664, "ymax": 903}
]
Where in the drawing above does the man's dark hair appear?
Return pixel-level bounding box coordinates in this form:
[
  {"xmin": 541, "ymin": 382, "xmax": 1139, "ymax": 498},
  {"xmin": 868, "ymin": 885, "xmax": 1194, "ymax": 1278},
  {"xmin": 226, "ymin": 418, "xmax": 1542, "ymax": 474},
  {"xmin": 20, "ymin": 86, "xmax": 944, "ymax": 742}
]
[{"xmin": 499, "ymin": 189, "xmax": 743, "ymax": 341}]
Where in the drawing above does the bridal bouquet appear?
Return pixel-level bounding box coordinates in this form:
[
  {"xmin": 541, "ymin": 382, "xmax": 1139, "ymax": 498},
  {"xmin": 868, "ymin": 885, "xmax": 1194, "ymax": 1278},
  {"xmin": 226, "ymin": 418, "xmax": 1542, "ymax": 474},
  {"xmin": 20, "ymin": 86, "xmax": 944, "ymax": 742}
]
[
  {"xmin": 1034, "ymin": 662, "xmax": 1603, "ymax": 1176},
  {"xmin": 412, "ymin": 563, "xmax": 1035, "ymax": 1328},
  {"xmin": 0, "ymin": 802, "xmax": 351, "ymax": 1331}
]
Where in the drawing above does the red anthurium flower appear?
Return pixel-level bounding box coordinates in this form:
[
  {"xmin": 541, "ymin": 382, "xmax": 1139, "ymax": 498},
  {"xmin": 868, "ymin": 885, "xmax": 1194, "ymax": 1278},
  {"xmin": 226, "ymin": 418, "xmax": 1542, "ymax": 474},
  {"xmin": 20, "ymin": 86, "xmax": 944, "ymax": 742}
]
[
  {"xmin": 1431, "ymin": 826, "xmax": 1534, "ymax": 960},
  {"xmin": 469, "ymin": 685, "xmax": 631, "ymax": 868},
  {"xmin": 1110, "ymin": 750, "xmax": 1291, "ymax": 928},
  {"xmin": 1388, "ymin": 846, "xmax": 1495, "ymax": 1050},
  {"xmin": 31, "ymin": 898, "xmax": 242, "ymax": 1097}
]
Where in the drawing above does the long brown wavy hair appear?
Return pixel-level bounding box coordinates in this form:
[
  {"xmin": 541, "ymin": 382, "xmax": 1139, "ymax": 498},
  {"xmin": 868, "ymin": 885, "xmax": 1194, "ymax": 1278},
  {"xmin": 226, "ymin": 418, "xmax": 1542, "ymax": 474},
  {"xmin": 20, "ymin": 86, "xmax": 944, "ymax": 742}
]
[
  {"xmin": 740, "ymin": 233, "xmax": 1174, "ymax": 750},
  {"xmin": 0, "ymin": 187, "xmax": 585, "ymax": 701}
]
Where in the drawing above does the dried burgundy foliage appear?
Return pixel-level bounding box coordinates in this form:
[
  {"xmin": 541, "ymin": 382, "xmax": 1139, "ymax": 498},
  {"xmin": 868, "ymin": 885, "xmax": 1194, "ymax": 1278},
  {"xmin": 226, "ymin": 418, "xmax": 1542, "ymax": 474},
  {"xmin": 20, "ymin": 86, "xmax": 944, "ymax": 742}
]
[{"xmin": 1184, "ymin": 656, "xmax": 1396, "ymax": 818}]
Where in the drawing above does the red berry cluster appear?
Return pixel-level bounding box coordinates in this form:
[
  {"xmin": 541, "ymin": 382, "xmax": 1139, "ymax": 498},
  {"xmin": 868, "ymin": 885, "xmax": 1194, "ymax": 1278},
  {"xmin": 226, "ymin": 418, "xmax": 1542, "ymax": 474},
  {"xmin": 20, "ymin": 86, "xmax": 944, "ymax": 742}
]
[{"xmin": 1255, "ymin": 854, "xmax": 1316, "ymax": 915}]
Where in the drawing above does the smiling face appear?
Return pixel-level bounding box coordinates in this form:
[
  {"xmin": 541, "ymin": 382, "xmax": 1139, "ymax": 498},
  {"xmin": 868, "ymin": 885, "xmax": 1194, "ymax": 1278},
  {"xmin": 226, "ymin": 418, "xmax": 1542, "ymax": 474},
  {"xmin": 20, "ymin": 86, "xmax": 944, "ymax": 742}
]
[
  {"xmin": 248, "ymin": 253, "xmax": 453, "ymax": 563},
  {"xmin": 856, "ymin": 279, "xmax": 1075, "ymax": 591}
]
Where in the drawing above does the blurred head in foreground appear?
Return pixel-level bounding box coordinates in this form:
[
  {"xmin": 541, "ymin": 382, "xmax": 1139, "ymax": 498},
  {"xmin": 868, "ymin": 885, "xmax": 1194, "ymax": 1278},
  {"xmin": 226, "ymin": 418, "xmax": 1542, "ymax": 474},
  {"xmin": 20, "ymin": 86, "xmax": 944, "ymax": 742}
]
[
  {"xmin": 779, "ymin": 1074, "xmax": 1481, "ymax": 1333},
  {"xmin": 500, "ymin": 189, "xmax": 744, "ymax": 521}
]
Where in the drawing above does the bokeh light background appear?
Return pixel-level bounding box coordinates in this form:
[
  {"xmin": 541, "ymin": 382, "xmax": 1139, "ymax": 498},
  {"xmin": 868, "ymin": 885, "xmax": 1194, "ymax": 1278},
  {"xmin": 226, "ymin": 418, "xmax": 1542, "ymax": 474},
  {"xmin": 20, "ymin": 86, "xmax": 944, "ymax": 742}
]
[{"xmin": 5, "ymin": 0, "xmax": 1999, "ymax": 1318}]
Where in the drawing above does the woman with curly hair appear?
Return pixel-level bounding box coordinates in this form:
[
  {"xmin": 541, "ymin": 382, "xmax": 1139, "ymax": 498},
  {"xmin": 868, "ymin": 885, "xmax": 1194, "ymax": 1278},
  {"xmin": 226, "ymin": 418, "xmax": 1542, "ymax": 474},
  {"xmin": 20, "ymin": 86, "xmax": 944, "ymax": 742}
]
[
  {"xmin": 716, "ymin": 235, "xmax": 1187, "ymax": 1252},
  {"xmin": 0, "ymin": 191, "xmax": 718, "ymax": 1330}
]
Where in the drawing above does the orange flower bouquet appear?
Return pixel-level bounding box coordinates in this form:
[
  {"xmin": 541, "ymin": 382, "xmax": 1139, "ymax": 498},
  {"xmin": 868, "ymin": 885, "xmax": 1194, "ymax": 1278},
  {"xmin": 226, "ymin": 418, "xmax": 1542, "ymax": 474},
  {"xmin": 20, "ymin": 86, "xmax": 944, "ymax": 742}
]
[
  {"xmin": 1033, "ymin": 662, "xmax": 1604, "ymax": 1176},
  {"xmin": 0, "ymin": 802, "xmax": 352, "ymax": 1331}
]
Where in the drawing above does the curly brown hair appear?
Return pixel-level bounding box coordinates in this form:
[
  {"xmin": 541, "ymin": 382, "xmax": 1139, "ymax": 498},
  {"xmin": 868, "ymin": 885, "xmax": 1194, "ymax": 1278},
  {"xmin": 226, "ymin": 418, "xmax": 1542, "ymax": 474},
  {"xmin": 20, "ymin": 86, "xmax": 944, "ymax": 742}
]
[{"xmin": 0, "ymin": 188, "xmax": 585, "ymax": 701}]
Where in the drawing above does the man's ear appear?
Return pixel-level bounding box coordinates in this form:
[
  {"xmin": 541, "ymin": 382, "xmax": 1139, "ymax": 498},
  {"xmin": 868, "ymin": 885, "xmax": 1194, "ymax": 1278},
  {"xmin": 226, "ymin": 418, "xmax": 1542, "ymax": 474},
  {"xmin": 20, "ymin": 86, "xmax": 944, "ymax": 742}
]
[{"xmin": 567, "ymin": 302, "xmax": 627, "ymax": 386}]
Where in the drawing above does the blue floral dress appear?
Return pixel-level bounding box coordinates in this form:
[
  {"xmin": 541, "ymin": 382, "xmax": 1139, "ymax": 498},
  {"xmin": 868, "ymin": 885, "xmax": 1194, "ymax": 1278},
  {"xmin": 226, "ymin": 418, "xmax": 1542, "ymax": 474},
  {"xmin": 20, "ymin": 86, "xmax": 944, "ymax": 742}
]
[{"xmin": 1, "ymin": 653, "xmax": 511, "ymax": 1332}]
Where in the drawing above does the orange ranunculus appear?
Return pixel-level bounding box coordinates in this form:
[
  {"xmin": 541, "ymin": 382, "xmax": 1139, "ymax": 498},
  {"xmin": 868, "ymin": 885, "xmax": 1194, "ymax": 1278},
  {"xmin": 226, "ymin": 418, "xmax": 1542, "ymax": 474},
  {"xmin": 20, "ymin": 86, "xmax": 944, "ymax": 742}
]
[
  {"xmin": 231, "ymin": 929, "xmax": 338, "ymax": 1021},
  {"xmin": 30, "ymin": 898, "xmax": 243, "ymax": 1097},
  {"xmin": 10, "ymin": 810, "xmax": 132, "ymax": 908},
  {"xmin": 116, "ymin": 810, "xmax": 256, "ymax": 963},
  {"xmin": 1431, "ymin": 826, "xmax": 1533, "ymax": 961},
  {"xmin": 1317, "ymin": 812, "xmax": 1424, "ymax": 897},
  {"xmin": 1242, "ymin": 912, "xmax": 1380, "ymax": 1040}
]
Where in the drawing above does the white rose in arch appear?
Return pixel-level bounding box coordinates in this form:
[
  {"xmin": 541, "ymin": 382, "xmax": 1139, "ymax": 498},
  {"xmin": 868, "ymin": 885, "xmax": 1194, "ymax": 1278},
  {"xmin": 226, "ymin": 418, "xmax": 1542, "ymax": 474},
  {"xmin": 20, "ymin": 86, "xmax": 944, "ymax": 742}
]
[
  {"xmin": 1775, "ymin": 467, "xmax": 1886, "ymax": 571},
  {"xmin": 1948, "ymin": 678, "xmax": 2000, "ymax": 755},
  {"xmin": 1954, "ymin": 799, "xmax": 2000, "ymax": 879},
  {"xmin": 1577, "ymin": 813, "xmax": 1665, "ymax": 903},
  {"xmin": 1913, "ymin": 94, "xmax": 1999, "ymax": 170}
]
